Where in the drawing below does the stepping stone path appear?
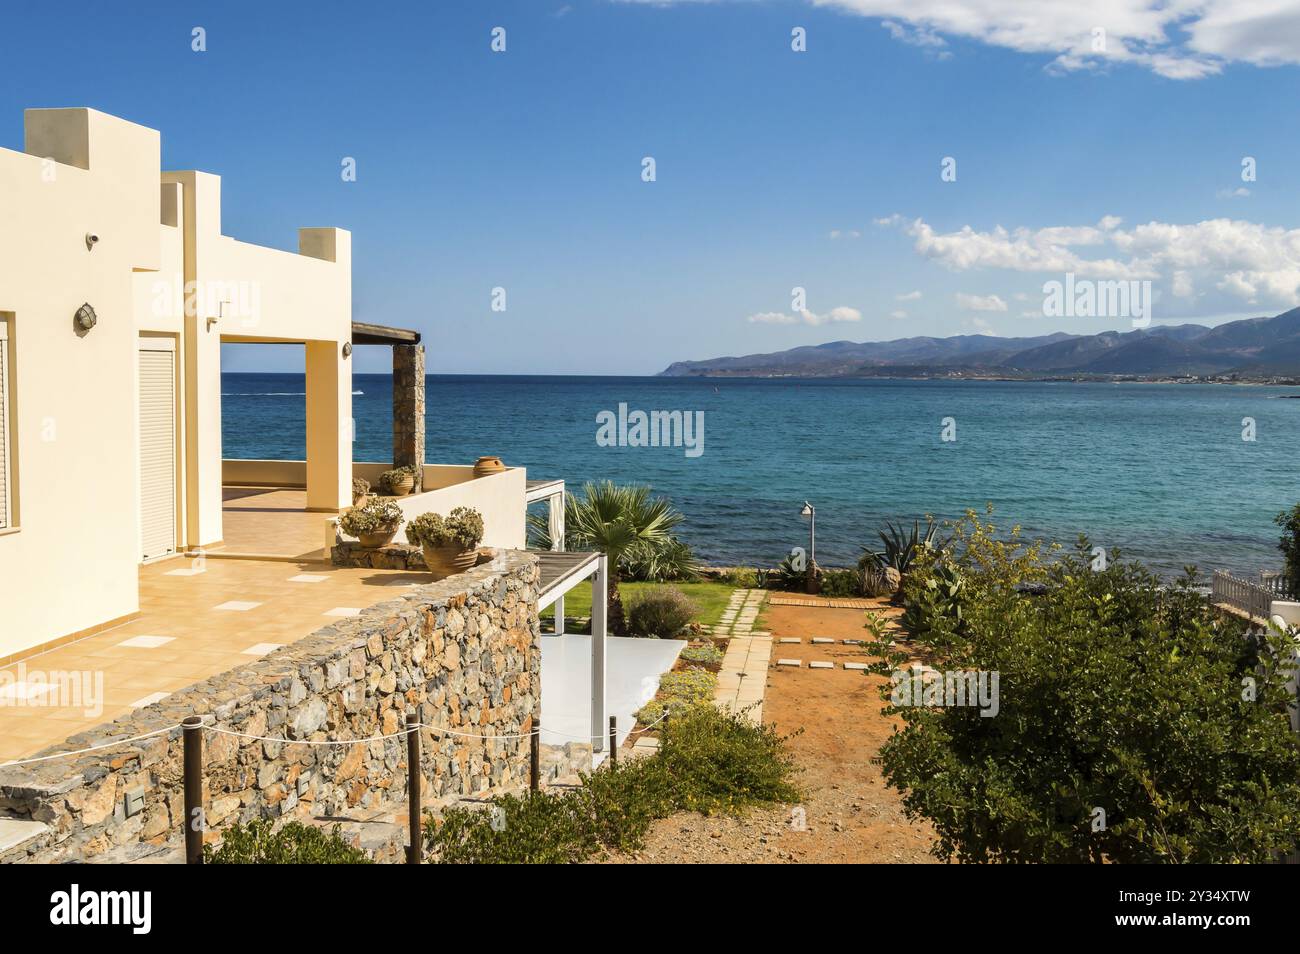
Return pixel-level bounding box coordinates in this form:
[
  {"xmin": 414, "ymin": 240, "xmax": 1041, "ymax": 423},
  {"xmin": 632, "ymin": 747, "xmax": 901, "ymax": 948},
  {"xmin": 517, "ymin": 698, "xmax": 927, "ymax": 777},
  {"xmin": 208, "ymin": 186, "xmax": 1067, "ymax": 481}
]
[
  {"xmin": 809, "ymin": 661, "xmax": 834, "ymax": 670},
  {"xmin": 714, "ymin": 587, "xmax": 767, "ymax": 636},
  {"xmin": 713, "ymin": 589, "xmax": 772, "ymax": 724},
  {"xmin": 776, "ymin": 658, "xmax": 801, "ymax": 667},
  {"xmin": 811, "ymin": 637, "xmax": 833, "ymax": 644}
]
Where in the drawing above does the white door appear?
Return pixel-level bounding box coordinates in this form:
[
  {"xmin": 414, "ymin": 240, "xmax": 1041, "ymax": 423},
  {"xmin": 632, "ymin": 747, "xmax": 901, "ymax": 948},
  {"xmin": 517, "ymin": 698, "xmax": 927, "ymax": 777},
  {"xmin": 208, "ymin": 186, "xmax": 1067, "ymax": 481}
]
[{"xmin": 138, "ymin": 344, "xmax": 177, "ymax": 561}]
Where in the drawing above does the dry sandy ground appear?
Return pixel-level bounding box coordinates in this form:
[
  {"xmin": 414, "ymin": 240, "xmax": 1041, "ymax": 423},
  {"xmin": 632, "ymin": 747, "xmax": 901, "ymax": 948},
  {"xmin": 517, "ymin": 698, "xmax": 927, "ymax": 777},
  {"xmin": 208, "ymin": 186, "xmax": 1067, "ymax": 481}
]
[{"xmin": 602, "ymin": 597, "xmax": 940, "ymax": 864}]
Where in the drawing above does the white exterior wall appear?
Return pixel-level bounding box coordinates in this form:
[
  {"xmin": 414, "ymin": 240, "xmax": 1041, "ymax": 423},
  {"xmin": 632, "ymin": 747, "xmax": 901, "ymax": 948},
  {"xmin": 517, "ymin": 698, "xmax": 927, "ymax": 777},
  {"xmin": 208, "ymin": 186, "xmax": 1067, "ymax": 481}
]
[{"xmin": 0, "ymin": 108, "xmax": 353, "ymax": 660}]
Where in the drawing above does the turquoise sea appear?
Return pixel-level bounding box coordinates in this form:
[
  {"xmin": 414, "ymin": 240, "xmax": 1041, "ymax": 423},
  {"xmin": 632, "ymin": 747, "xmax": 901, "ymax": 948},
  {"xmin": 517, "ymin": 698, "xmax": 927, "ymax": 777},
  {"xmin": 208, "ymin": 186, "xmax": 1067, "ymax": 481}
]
[{"xmin": 221, "ymin": 373, "xmax": 1300, "ymax": 577}]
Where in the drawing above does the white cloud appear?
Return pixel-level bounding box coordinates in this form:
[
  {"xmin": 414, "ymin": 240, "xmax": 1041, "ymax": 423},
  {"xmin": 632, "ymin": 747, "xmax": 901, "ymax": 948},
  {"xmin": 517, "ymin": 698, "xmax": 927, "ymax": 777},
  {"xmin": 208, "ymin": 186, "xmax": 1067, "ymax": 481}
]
[
  {"xmin": 881, "ymin": 213, "xmax": 1300, "ymax": 311},
  {"xmin": 896, "ymin": 290, "xmax": 922, "ymax": 300},
  {"xmin": 956, "ymin": 292, "xmax": 1008, "ymax": 312},
  {"xmin": 619, "ymin": 1, "xmax": 1300, "ymax": 78},
  {"xmin": 810, "ymin": 0, "xmax": 1300, "ymax": 79},
  {"xmin": 890, "ymin": 309, "xmax": 909, "ymax": 319},
  {"xmin": 747, "ymin": 306, "xmax": 863, "ymax": 326},
  {"xmin": 829, "ymin": 228, "xmax": 862, "ymax": 239},
  {"xmin": 1217, "ymin": 186, "xmax": 1251, "ymax": 198}
]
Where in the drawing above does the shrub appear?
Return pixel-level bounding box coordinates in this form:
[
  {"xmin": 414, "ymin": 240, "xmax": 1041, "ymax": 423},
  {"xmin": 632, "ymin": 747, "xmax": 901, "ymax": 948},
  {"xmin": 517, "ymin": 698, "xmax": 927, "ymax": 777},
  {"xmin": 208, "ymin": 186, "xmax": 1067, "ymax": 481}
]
[
  {"xmin": 636, "ymin": 668, "xmax": 716, "ymax": 723},
  {"xmin": 679, "ymin": 640, "xmax": 724, "ymax": 665},
  {"xmin": 621, "ymin": 536, "xmax": 699, "ymax": 582},
  {"xmin": 899, "ymin": 555, "xmax": 967, "ymax": 651},
  {"xmin": 424, "ymin": 706, "xmax": 798, "ymax": 863},
  {"xmin": 338, "ymin": 499, "xmax": 403, "ymax": 537},
  {"xmin": 204, "ymin": 820, "xmax": 371, "ymax": 864},
  {"xmin": 772, "ymin": 553, "xmax": 807, "ymax": 590},
  {"xmin": 406, "ymin": 506, "xmax": 484, "ymax": 549},
  {"xmin": 1275, "ymin": 503, "xmax": 1300, "ymax": 598},
  {"xmin": 876, "ymin": 518, "xmax": 1300, "ymax": 864},
  {"xmin": 351, "ymin": 476, "xmax": 370, "ymax": 496},
  {"xmin": 718, "ymin": 567, "xmax": 758, "ymax": 588},
  {"xmin": 860, "ymin": 562, "xmax": 894, "ymax": 598},
  {"xmin": 626, "ymin": 586, "xmax": 698, "ymax": 638},
  {"xmin": 819, "ymin": 568, "xmax": 860, "ymax": 598},
  {"xmin": 861, "ymin": 517, "xmax": 940, "ymax": 574}
]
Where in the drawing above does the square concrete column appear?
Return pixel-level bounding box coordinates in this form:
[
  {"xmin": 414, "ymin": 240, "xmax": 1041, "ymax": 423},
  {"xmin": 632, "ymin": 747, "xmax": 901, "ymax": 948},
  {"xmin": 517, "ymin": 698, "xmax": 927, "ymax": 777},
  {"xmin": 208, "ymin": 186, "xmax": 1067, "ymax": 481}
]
[
  {"xmin": 305, "ymin": 339, "xmax": 352, "ymax": 511},
  {"xmin": 393, "ymin": 343, "xmax": 425, "ymax": 492}
]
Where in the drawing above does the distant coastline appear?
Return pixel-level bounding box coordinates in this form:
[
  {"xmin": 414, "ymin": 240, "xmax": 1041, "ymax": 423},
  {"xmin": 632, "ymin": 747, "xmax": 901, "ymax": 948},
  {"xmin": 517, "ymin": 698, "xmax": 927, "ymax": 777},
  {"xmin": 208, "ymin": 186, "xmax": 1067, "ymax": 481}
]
[{"xmin": 660, "ymin": 308, "xmax": 1300, "ymax": 383}]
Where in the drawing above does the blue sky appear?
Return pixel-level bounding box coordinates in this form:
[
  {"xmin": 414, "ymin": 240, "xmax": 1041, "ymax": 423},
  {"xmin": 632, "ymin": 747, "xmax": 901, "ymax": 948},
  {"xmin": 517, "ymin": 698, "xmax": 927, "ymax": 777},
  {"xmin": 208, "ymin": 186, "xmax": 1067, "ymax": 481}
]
[{"xmin": 7, "ymin": 0, "xmax": 1300, "ymax": 373}]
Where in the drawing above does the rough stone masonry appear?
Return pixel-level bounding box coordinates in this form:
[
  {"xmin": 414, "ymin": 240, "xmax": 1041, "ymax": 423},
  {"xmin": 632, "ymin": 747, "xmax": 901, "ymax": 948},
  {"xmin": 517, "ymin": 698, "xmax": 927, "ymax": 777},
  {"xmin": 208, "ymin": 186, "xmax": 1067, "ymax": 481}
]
[{"xmin": 0, "ymin": 550, "xmax": 540, "ymax": 863}]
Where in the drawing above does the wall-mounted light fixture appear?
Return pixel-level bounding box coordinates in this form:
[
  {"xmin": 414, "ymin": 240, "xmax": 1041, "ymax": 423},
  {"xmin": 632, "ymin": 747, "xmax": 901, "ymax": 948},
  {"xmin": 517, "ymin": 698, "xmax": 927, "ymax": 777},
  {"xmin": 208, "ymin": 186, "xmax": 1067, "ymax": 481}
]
[
  {"xmin": 85, "ymin": 232, "xmax": 99, "ymax": 251},
  {"xmin": 74, "ymin": 303, "xmax": 98, "ymax": 332},
  {"xmin": 342, "ymin": 341, "xmax": 353, "ymax": 358}
]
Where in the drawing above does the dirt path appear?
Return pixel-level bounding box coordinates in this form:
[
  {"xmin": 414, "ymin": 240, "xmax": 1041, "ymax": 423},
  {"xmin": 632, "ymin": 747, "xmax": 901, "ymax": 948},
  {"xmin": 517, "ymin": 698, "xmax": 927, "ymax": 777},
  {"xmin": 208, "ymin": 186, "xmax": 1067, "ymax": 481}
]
[{"xmin": 602, "ymin": 596, "xmax": 939, "ymax": 864}]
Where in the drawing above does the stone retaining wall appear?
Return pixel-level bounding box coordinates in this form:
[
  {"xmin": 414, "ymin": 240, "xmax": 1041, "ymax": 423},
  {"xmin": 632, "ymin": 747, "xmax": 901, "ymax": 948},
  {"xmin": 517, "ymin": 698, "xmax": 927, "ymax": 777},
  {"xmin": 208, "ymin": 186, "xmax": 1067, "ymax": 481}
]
[{"xmin": 0, "ymin": 551, "xmax": 540, "ymax": 864}]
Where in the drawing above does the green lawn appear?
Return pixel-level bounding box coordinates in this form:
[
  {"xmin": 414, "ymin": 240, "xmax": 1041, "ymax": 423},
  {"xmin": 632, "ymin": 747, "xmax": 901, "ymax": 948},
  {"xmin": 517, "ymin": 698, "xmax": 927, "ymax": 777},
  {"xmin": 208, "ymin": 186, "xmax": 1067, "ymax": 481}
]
[{"xmin": 541, "ymin": 581, "xmax": 735, "ymax": 629}]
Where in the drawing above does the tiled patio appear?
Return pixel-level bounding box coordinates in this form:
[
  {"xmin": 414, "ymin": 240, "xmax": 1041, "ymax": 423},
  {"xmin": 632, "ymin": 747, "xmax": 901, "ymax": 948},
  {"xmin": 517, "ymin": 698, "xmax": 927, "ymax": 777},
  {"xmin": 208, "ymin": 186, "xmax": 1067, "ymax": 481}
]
[
  {"xmin": 212, "ymin": 486, "xmax": 331, "ymax": 560},
  {"xmin": 0, "ymin": 554, "xmax": 441, "ymax": 763}
]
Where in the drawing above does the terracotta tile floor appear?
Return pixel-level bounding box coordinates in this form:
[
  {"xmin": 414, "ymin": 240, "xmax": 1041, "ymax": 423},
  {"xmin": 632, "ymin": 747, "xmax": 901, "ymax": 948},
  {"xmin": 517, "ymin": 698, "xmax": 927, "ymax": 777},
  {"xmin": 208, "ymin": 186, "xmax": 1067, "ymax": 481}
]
[
  {"xmin": 213, "ymin": 486, "xmax": 331, "ymax": 560},
  {"xmin": 0, "ymin": 555, "xmax": 441, "ymax": 763}
]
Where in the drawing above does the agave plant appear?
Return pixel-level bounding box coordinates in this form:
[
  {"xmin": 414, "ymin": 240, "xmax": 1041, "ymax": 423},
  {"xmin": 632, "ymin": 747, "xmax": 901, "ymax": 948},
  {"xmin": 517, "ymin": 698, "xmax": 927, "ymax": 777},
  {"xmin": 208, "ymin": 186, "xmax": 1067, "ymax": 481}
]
[
  {"xmin": 527, "ymin": 482, "xmax": 685, "ymax": 635},
  {"xmin": 861, "ymin": 517, "xmax": 940, "ymax": 575}
]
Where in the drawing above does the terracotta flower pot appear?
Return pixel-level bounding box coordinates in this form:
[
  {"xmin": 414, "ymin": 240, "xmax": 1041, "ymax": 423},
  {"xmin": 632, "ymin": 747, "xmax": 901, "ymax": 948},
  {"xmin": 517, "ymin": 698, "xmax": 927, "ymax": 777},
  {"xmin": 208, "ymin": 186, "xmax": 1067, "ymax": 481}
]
[
  {"xmin": 385, "ymin": 475, "xmax": 415, "ymax": 496},
  {"xmin": 473, "ymin": 456, "xmax": 506, "ymax": 479},
  {"xmin": 421, "ymin": 544, "xmax": 478, "ymax": 579},
  {"xmin": 358, "ymin": 527, "xmax": 399, "ymax": 548}
]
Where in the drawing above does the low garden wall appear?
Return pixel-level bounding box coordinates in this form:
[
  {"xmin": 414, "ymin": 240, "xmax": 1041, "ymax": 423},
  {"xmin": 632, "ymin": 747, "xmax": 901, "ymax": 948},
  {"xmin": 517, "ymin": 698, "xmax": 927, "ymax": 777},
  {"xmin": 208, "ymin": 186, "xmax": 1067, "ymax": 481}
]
[{"xmin": 0, "ymin": 551, "xmax": 541, "ymax": 864}]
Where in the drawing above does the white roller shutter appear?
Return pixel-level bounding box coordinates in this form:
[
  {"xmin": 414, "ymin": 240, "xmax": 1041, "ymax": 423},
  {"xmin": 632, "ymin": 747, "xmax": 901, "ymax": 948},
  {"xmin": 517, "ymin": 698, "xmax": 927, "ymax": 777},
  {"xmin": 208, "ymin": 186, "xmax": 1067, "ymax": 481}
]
[
  {"xmin": 0, "ymin": 322, "xmax": 10, "ymax": 530},
  {"xmin": 139, "ymin": 346, "xmax": 176, "ymax": 561}
]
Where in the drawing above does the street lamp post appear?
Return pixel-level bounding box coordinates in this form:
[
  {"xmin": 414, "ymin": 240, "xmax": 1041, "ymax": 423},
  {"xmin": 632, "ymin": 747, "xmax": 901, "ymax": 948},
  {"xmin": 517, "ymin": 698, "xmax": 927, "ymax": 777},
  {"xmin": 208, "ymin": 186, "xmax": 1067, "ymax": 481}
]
[
  {"xmin": 800, "ymin": 501, "xmax": 817, "ymax": 594},
  {"xmin": 799, "ymin": 501, "xmax": 816, "ymax": 565}
]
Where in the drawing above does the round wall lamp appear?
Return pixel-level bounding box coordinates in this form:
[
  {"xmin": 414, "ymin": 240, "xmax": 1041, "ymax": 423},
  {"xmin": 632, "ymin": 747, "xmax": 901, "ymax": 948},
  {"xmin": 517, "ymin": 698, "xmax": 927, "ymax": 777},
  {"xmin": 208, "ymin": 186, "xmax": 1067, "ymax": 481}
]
[
  {"xmin": 342, "ymin": 341, "xmax": 353, "ymax": 358},
  {"xmin": 75, "ymin": 303, "xmax": 98, "ymax": 332}
]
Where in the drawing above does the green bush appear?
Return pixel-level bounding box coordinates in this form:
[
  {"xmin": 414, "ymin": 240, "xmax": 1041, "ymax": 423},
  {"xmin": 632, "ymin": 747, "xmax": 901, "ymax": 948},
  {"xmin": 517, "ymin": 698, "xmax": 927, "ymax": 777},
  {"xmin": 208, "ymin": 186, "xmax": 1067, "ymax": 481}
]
[
  {"xmin": 1275, "ymin": 502, "xmax": 1300, "ymax": 598},
  {"xmin": 621, "ymin": 537, "xmax": 700, "ymax": 582},
  {"xmin": 204, "ymin": 819, "xmax": 371, "ymax": 864},
  {"xmin": 819, "ymin": 568, "xmax": 860, "ymax": 598},
  {"xmin": 861, "ymin": 517, "xmax": 940, "ymax": 574},
  {"xmin": 424, "ymin": 706, "xmax": 798, "ymax": 863},
  {"xmin": 626, "ymin": 586, "xmax": 698, "ymax": 638},
  {"xmin": 636, "ymin": 668, "xmax": 716, "ymax": 723},
  {"xmin": 718, "ymin": 567, "xmax": 758, "ymax": 588},
  {"xmin": 875, "ymin": 511, "xmax": 1300, "ymax": 864}
]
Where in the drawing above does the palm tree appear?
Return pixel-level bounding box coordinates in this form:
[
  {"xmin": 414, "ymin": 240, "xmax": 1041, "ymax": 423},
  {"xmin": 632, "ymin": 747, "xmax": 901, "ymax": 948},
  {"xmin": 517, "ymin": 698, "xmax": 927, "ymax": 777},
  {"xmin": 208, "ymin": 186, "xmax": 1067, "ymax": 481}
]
[{"xmin": 530, "ymin": 482, "xmax": 684, "ymax": 636}]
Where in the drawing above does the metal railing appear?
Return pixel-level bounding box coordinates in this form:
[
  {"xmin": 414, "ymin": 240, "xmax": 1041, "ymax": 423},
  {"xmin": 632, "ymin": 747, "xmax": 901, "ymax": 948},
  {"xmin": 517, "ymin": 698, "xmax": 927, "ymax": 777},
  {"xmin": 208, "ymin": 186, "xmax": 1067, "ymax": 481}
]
[{"xmin": 1212, "ymin": 570, "xmax": 1278, "ymax": 621}]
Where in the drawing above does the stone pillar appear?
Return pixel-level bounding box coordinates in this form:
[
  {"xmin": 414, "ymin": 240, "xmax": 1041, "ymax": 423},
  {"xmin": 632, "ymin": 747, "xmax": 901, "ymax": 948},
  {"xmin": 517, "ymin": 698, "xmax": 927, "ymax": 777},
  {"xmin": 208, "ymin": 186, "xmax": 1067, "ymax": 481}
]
[{"xmin": 393, "ymin": 343, "xmax": 425, "ymax": 492}]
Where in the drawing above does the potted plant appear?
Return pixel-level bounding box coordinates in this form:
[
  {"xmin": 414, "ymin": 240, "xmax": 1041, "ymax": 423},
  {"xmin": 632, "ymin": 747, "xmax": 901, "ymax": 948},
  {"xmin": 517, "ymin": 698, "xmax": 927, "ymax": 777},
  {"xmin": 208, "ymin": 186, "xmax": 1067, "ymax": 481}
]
[
  {"xmin": 380, "ymin": 466, "xmax": 417, "ymax": 496},
  {"xmin": 351, "ymin": 476, "xmax": 371, "ymax": 506},
  {"xmin": 406, "ymin": 506, "xmax": 484, "ymax": 579},
  {"xmin": 339, "ymin": 500, "xmax": 404, "ymax": 548}
]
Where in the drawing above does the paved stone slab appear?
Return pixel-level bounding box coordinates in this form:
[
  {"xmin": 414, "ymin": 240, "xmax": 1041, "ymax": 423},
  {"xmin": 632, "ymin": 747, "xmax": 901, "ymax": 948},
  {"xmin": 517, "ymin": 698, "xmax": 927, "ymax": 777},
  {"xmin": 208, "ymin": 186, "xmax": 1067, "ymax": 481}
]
[
  {"xmin": 0, "ymin": 818, "xmax": 49, "ymax": 854},
  {"xmin": 842, "ymin": 639, "xmax": 864, "ymax": 645},
  {"xmin": 776, "ymin": 658, "xmax": 801, "ymax": 667},
  {"xmin": 811, "ymin": 637, "xmax": 833, "ymax": 644},
  {"xmin": 843, "ymin": 662, "xmax": 870, "ymax": 671},
  {"xmin": 809, "ymin": 661, "xmax": 834, "ymax": 669},
  {"xmin": 778, "ymin": 637, "xmax": 800, "ymax": 644}
]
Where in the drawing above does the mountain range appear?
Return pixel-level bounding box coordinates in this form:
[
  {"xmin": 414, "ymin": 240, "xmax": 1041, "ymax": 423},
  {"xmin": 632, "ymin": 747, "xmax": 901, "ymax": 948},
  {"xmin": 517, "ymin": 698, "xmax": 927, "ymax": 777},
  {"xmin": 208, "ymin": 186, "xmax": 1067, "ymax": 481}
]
[{"xmin": 659, "ymin": 308, "xmax": 1300, "ymax": 380}]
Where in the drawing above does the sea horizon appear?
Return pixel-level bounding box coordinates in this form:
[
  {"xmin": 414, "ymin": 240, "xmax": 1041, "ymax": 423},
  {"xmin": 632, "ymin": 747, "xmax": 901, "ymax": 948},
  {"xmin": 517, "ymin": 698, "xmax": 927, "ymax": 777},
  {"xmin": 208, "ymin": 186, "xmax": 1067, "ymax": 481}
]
[{"xmin": 222, "ymin": 371, "xmax": 1299, "ymax": 579}]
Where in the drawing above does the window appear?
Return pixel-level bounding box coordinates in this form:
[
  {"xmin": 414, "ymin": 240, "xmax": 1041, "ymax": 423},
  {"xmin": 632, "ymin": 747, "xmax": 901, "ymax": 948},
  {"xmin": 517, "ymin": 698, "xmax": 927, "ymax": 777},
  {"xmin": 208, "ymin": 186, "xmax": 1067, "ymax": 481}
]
[{"xmin": 0, "ymin": 318, "xmax": 11, "ymax": 529}]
